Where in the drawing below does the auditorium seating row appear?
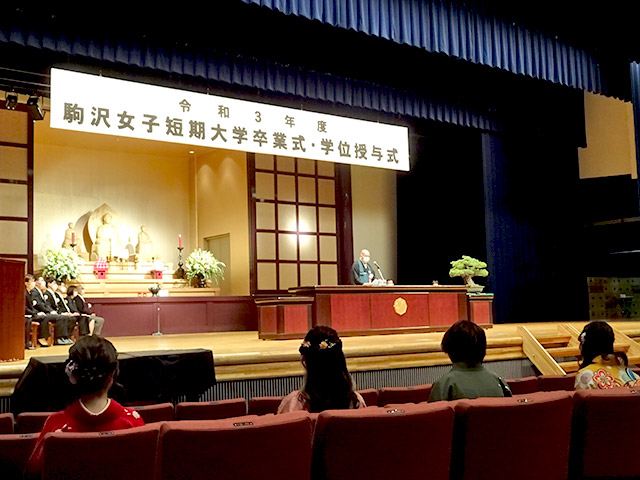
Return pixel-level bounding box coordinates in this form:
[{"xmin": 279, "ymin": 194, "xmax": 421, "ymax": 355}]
[
  {"xmin": 1, "ymin": 389, "xmax": 638, "ymax": 480},
  {"xmin": 0, "ymin": 374, "xmax": 580, "ymax": 434},
  {"xmin": 0, "ymin": 374, "xmax": 579, "ymax": 434}
]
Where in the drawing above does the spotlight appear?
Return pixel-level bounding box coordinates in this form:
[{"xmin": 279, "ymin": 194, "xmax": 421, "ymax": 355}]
[
  {"xmin": 5, "ymin": 91, "xmax": 18, "ymax": 110},
  {"xmin": 26, "ymin": 95, "xmax": 45, "ymax": 121}
]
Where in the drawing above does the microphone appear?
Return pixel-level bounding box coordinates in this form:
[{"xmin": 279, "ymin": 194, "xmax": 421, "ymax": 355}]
[{"xmin": 372, "ymin": 261, "xmax": 386, "ymax": 283}]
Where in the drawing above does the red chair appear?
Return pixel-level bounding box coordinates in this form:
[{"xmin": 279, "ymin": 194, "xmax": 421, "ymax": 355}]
[
  {"xmin": 132, "ymin": 402, "xmax": 174, "ymax": 423},
  {"xmin": 505, "ymin": 376, "xmax": 539, "ymax": 395},
  {"xmin": 377, "ymin": 383, "xmax": 432, "ymax": 406},
  {"xmin": 0, "ymin": 412, "xmax": 15, "ymax": 434},
  {"xmin": 537, "ymin": 374, "xmax": 576, "ymax": 391},
  {"xmin": 356, "ymin": 388, "xmax": 378, "ymax": 407},
  {"xmin": 42, "ymin": 423, "xmax": 162, "ymax": 480},
  {"xmin": 248, "ymin": 396, "xmax": 284, "ymax": 415},
  {"xmin": 0, "ymin": 433, "xmax": 39, "ymax": 480},
  {"xmin": 16, "ymin": 411, "xmax": 52, "ymax": 433},
  {"xmin": 174, "ymin": 398, "xmax": 246, "ymax": 420},
  {"xmin": 571, "ymin": 388, "xmax": 640, "ymax": 479},
  {"xmin": 313, "ymin": 403, "xmax": 454, "ymax": 480},
  {"xmin": 452, "ymin": 391, "xmax": 573, "ymax": 480},
  {"xmin": 158, "ymin": 411, "xmax": 313, "ymax": 480}
]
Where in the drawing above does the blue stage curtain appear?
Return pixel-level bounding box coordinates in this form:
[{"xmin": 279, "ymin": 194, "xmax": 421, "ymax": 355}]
[
  {"xmin": 241, "ymin": 0, "xmax": 607, "ymax": 96},
  {"xmin": 0, "ymin": 25, "xmax": 498, "ymax": 132},
  {"xmin": 481, "ymin": 130, "xmax": 587, "ymax": 323}
]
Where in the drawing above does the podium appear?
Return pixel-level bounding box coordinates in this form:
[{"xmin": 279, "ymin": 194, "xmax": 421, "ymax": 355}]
[
  {"xmin": 0, "ymin": 259, "xmax": 25, "ymax": 360},
  {"xmin": 257, "ymin": 285, "xmax": 494, "ymax": 340}
]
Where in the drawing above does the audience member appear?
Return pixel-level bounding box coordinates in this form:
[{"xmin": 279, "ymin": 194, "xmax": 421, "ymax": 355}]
[
  {"xmin": 74, "ymin": 284, "xmax": 105, "ymax": 336},
  {"xmin": 575, "ymin": 320, "xmax": 639, "ymax": 389},
  {"xmin": 27, "ymin": 336, "xmax": 144, "ymax": 478},
  {"xmin": 429, "ymin": 320, "xmax": 511, "ymax": 402},
  {"xmin": 278, "ymin": 326, "xmax": 366, "ymax": 413},
  {"xmin": 30, "ymin": 276, "xmax": 74, "ymax": 346},
  {"xmin": 24, "ymin": 274, "xmax": 37, "ymax": 349}
]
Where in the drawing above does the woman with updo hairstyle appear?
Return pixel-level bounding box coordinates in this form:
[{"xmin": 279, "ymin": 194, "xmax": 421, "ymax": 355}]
[
  {"xmin": 575, "ymin": 320, "xmax": 639, "ymax": 389},
  {"xmin": 28, "ymin": 336, "xmax": 144, "ymax": 476},
  {"xmin": 278, "ymin": 326, "xmax": 366, "ymax": 413}
]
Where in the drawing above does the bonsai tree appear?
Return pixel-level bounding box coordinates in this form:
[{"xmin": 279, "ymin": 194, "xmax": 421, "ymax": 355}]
[{"xmin": 449, "ymin": 255, "xmax": 489, "ymax": 287}]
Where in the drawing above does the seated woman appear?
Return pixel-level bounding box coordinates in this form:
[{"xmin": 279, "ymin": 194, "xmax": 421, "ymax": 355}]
[
  {"xmin": 429, "ymin": 320, "xmax": 511, "ymax": 402},
  {"xmin": 27, "ymin": 336, "xmax": 144, "ymax": 477},
  {"xmin": 575, "ymin": 320, "xmax": 639, "ymax": 389},
  {"xmin": 278, "ymin": 326, "xmax": 366, "ymax": 413}
]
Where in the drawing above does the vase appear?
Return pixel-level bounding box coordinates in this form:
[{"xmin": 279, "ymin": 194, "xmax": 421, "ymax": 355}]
[{"xmin": 194, "ymin": 274, "xmax": 207, "ymax": 288}]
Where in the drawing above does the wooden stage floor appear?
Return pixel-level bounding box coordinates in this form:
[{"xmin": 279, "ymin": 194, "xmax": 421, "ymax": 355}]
[{"xmin": 2, "ymin": 321, "xmax": 640, "ymax": 396}]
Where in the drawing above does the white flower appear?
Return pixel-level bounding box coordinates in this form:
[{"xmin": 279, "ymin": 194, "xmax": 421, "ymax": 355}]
[{"xmin": 185, "ymin": 248, "xmax": 225, "ymax": 283}]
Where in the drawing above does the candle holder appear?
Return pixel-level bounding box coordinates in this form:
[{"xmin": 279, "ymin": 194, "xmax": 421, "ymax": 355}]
[{"xmin": 174, "ymin": 246, "xmax": 186, "ymax": 279}]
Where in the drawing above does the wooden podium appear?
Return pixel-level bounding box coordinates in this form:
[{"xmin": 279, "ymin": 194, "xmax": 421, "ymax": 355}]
[
  {"xmin": 257, "ymin": 285, "xmax": 493, "ymax": 340},
  {"xmin": 0, "ymin": 259, "xmax": 25, "ymax": 361}
]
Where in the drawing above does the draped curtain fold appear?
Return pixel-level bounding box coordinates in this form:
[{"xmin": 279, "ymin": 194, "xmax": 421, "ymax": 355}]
[
  {"xmin": 0, "ymin": 25, "xmax": 498, "ymax": 131},
  {"xmin": 241, "ymin": 0, "xmax": 606, "ymax": 95}
]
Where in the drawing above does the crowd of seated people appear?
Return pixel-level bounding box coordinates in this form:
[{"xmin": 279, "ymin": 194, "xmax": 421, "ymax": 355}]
[
  {"xmin": 24, "ymin": 274, "xmax": 106, "ymax": 348},
  {"xmin": 8, "ymin": 319, "xmax": 639, "ymax": 479},
  {"xmin": 276, "ymin": 319, "xmax": 640, "ymax": 413}
]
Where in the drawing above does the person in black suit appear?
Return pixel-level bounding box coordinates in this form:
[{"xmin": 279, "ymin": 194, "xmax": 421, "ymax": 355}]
[
  {"xmin": 31, "ymin": 276, "xmax": 74, "ymax": 345},
  {"xmin": 74, "ymin": 285, "xmax": 105, "ymax": 336},
  {"xmin": 24, "ymin": 274, "xmax": 37, "ymax": 349},
  {"xmin": 61, "ymin": 283, "xmax": 90, "ymax": 336}
]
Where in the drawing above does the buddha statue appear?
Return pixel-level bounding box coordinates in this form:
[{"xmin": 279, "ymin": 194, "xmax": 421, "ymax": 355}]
[
  {"xmin": 91, "ymin": 213, "xmax": 118, "ymax": 260},
  {"xmin": 136, "ymin": 225, "xmax": 155, "ymax": 261},
  {"xmin": 62, "ymin": 222, "xmax": 77, "ymax": 250}
]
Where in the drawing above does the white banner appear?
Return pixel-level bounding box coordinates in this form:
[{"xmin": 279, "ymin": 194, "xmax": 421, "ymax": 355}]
[{"xmin": 50, "ymin": 68, "xmax": 410, "ymax": 171}]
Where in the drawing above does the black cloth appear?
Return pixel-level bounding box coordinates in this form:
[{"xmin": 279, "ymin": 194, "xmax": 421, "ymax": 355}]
[
  {"xmin": 74, "ymin": 295, "xmax": 92, "ymax": 315},
  {"xmin": 11, "ymin": 349, "xmax": 216, "ymax": 414},
  {"xmin": 64, "ymin": 295, "xmax": 90, "ymax": 336},
  {"xmin": 350, "ymin": 259, "xmax": 375, "ymax": 285},
  {"xmin": 25, "ymin": 290, "xmax": 37, "ymax": 316}
]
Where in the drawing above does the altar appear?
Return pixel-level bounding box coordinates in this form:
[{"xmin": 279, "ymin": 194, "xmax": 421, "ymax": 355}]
[{"xmin": 256, "ymin": 285, "xmax": 493, "ymax": 340}]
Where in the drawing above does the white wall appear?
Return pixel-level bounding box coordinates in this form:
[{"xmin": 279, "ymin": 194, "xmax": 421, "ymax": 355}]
[{"xmin": 351, "ymin": 165, "xmax": 397, "ymax": 282}]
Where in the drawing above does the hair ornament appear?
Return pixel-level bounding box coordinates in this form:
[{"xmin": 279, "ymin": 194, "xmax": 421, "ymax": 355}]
[
  {"xmin": 65, "ymin": 360, "xmax": 78, "ymax": 384},
  {"xmin": 300, "ymin": 339, "xmax": 337, "ymax": 350}
]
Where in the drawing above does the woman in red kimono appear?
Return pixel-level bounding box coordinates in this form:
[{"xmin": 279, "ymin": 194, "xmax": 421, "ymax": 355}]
[{"xmin": 27, "ymin": 336, "xmax": 144, "ymax": 477}]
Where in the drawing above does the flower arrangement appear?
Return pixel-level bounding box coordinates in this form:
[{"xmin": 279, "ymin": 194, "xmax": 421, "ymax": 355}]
[
  {"xmin": 42, "ymin": 247, "xmax": 82, "ymax": 281},
  {"xmin": 185, "ymin": 248, "xmax": 225, "ymax": 286},
  {"xmin": 449, "ymin": 255, "xmax": 489, "ymax": 287}
]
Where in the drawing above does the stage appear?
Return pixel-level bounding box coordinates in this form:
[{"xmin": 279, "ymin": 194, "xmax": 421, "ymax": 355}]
[{"xmin": 2, "ymin": 321, "xmax": 640, "ymax": 401}]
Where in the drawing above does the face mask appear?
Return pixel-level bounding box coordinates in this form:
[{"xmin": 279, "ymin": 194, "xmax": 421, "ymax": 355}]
[{"xmin": 363, "ymin": 256, "xmax": 370, "ymax": 264}]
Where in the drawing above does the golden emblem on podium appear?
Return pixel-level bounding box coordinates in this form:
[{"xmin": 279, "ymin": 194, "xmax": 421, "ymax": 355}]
[{"xmin": 393, "ymin": 297, "xmax": 408, "ymax": 316}]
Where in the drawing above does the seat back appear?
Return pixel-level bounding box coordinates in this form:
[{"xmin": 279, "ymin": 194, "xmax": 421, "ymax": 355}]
[
  {"xmin": 313, "ymin": 403, "xmax": 454, "ymax": 480},
  {"xmin": 16, "ymin": 411, "xmax": 52, "ymax": 433},
  {"xmin": 174, "ymin": 398, "xmax": 246, "ymax": 420},
  {"xmin": 133, "ymin": 402, "xmax": 175, "ymax": 423},
  {"xmin": 42, "ymin": 423, "xmax": 162, "ymax": 480},
  {"xmin": 377, "ymin": 383, "xmax": 432, "ymax": 406},
  {"xmin": 0, "ymin": 433, "xmax": 38, "ymax": 480},
  {"xmin": 159, "ymin": 412, "xmax": 313, "ymax": 480},
  {"xmin": 356, "ymin": 388, "xmax": 378, "ymax": 407},
  {"xmin": 248, "ymin": 396, "xmax": 284, "ymax": 415},
  {"xmin": 505, "ymin": 376, "xmax": 539, "ymax": 395},
  {"xmin": 571, "ymin": 388, "xmax": 640, "ymax": 479},
  {"xmin": 452, "ymin": 391, "xmax": 573, "ymax": 480},
  {"xmin": 537, "ymin": 374, "xmax": 575, "ymax": 392},
  {"xmin": 0, "ymin": 412, "xmax": 15, "ymax": 434}
]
